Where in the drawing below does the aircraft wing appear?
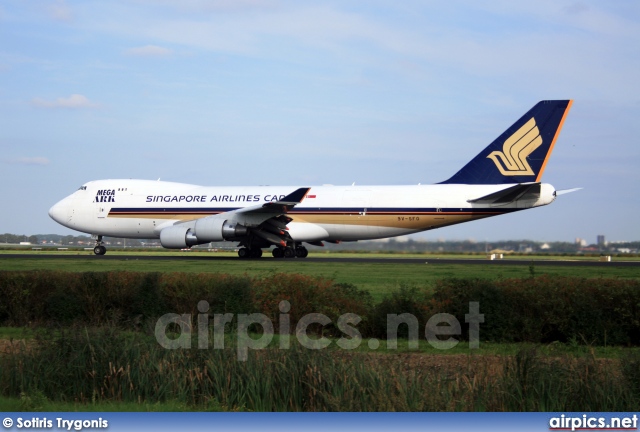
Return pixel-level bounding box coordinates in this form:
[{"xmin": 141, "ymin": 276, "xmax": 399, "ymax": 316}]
[
  {"xmin": 212, "ymin": 187, "xmax": 311, "ymax": 247},
  {"xmin": 234, "ymin": 187, "xmax": 310, "ymax": 216},
  {"xmin": 467, "ymin": 183, "xmax": 541, "ymax": 205},
  {"xmin": 164, "ymin": 187, "xmax": 312, "ymax": 249},
  {"xmin": 212, "ymin": 187, "xmax": 310, "ymax": 229}
]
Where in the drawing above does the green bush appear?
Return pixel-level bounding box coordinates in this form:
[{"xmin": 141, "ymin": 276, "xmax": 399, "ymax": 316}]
[
  {"xmin": 1, "ymin": 271, "xmax": 639, "ymax": 346},
  {"xmin": 45, "ymin": 291, "xmax": 85, "ymax": 323},
  {"xmin": 370, "ymin": 285, "xmax": 430, "ymax": 339},
  {"xmin": 429, "ymin": 276, "xmax": 640, "ymax": 345},
  {"xmin": 160, "ymin": 272, "xmax": 254, "ymax": 316},
  {"xmin": 253, "ymin": 273, "xmax": 373, "ymax": 336}
]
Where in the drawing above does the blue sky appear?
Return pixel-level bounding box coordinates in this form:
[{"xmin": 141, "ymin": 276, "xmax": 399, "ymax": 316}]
[{"xmin": 1, "ymin": 1, "xmax": 638, "ymax": 242}]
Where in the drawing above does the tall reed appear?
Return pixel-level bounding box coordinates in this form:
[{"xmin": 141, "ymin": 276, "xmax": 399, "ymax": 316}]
[{"xmin": 1, "ymin": 327, "xmax": 637, "ymax": 411}]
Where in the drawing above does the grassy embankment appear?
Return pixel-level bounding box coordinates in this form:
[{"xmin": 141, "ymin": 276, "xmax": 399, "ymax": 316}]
[
  {"xmin": 0, "ymin": 255, "xmax": 639, "ymax": 411},
  {"xmin": 1, "ymin": 254, "xmax": 638, "ymax": 302}
]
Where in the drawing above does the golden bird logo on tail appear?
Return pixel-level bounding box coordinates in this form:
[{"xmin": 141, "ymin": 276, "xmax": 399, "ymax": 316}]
[{"xmin": 487, "ymin": 117, "xmax": 542, "ymax": 176}]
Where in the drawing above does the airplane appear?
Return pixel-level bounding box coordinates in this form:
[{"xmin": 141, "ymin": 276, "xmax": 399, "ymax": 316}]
[{"xmin": 49, "ymin": 100, "xmax": 575, "ymax": 259}]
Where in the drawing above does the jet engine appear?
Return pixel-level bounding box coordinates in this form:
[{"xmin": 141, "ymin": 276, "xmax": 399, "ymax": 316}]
[
  {"xmin": 159, "ymin": 216, "xmax": 248, "ymax": 249},
  {"xmin": 159, "ymin": 225, "xmax": 199, "ymax": 249}
]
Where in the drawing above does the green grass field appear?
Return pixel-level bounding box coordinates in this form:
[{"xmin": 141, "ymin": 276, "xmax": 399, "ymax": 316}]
[
  {"xmin": 1, "ymin": 252, "xmax": 638, "ymax": 301},
  {"xmin": 2, "ymin": 247, "xmax": 640, "ymax": 260}
]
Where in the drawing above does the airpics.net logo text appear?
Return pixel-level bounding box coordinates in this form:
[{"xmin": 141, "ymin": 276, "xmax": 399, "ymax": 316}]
[
  {"xmin": 549, "ymin": 414, "xmax": 638, "ymax": 431},
  {"xmin": 154, "ymin": 301, "xmax": 484, "ymax": 361}
]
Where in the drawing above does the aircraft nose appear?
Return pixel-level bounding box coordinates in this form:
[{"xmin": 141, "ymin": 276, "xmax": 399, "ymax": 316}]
[{"xmin": 48, "ymin": 199, "xmax": 69, "ymax": 224}]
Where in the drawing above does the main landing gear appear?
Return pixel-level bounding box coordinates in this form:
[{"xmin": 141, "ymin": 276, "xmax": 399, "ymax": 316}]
[
  {"xmin": 272, "ymin": 245, "xmax": 308, "ymax": 259},
  {"xmin": 237, "ymin": 247, "xmax": 263, "ymax": 259},
  {"xmin": 236, "ymin": 244, "xmax": 308, "ymax": 259},
  {"xmin": 93, "ymin": 235, "xmax": 107, "ymax": 256}
]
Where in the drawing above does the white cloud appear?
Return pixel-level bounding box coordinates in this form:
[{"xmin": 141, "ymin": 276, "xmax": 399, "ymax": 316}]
[
  {"xmin": 142, "ymin": 0, "xmax": 278, "ymax": 14},
  {"xmin": 4, "ymin": 157, "xmax": 50, "ymax": 166},
  {"xmin": 125, "ymin": 45, "xmax": 173, "ymax": 57},
  {"xmin": 31, "ymin": 94, "xmax": 99, "ymax": 109},
  {"xmin": 47, "ymin": 0, "xmax": 73, "ymax": 22}
]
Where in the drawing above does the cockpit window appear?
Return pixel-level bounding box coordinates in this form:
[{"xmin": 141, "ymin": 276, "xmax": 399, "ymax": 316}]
[{"xmin": 78, "ymin": 186, "xmax": 87, "ymax": 191}]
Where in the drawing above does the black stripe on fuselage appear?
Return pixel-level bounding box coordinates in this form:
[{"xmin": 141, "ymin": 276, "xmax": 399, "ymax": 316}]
[{"xmin": 107, "ymin": 207, "xmax": 520, "ymax": 216}]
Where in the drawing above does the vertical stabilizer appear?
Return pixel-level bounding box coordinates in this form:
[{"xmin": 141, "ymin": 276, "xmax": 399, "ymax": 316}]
[{"xmin": 440, "ymin": 100, "xmax": 572, "ymax": 184}]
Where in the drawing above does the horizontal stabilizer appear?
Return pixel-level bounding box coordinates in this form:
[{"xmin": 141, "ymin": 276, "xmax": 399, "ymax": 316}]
[{"xmin": 468, "ymin": 183, "xmax": 541, "ymax": 205}]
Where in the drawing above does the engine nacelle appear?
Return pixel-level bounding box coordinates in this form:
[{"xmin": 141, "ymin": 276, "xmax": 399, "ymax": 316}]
[
  {"xmin": 286, "ymin": 222, "xmax": 329, "ymax": 242},
  {"xmin": 193, "ymin": 216, "xmax": 248, "ymax": 242},
  {"xmin": 161, "ymin": 216, "xmax": 249, "ymax": 248},
  {"xmin": 160, "ymin": 225, "xmax": 200, "ymax": 249}
]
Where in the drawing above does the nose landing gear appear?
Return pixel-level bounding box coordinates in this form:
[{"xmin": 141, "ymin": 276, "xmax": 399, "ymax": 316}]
[{"xmin": 93, "ymin": 235, "xmax": 106, "ymax": 255}]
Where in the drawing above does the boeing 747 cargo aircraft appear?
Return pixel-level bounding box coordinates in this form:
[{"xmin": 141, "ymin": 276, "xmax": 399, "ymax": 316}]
[{"xmin": 49, "ymin": 100, "xmax": 574, "ymax": 258}]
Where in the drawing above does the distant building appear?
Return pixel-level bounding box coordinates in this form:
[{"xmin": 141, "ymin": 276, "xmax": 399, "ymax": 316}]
[
  {"xmin": 575, "ymin": 237, "xmax": 587, "ymax": 247},
  {"xmin": 579, "ymin": 246, "xmax": 599, "ymax": 253},
  {"xmin": 518, "ymin": 243, "xmax": 533, "ymax": 253},
  {"xmin": 597, "ymin": 235, "xmax": 606, "ymax": 247}
]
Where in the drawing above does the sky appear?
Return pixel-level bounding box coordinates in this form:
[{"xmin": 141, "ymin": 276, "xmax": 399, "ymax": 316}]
[{"xmin": 1, "ymin": 0, "xmax": 639, "ymax": 242}]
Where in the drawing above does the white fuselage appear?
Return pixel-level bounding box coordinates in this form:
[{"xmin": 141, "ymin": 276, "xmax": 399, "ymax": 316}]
[{"xmin": 49, "ymin": 179, "xmax": 556, "ymax": 243}]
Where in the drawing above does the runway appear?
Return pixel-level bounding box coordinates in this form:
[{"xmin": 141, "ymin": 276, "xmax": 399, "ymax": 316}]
[{"xmin": 1, "ymin": 254, "xmax": 639, "ymax": 267}]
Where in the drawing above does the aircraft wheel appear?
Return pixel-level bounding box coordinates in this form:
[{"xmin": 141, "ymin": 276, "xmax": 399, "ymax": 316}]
[
  {"xmin": 283, "ymin": 247, "xmax": 295, "ymax": 258},
  {"xmin": 250, "ymin": 248, "xmax": 263, "ymax": 258},
  {"xmin": 238, "ymin": 248, "xmax": 250, "ymax": 258},
  {"xmin": 272, "ymin": 248, "xmax": 284, "ymax": 258},
  {"xmin": 93, "ymin": 245, "xmax": 106, "ymax": 255},
  {"xmin": 295, "ymin": 247, "xmax": 308, "ymax": 258}
]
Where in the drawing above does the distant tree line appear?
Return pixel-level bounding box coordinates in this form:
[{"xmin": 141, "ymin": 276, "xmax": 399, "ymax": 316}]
[
  {"xmin": 1, "ymin": 233, "xmax": 147, "ymax": 247},
  {"xmin": 1, "ymin": 234, "xmax": 40, "ymax": 244},
  {"xmin": 2, "ymin": 232, "xmax": 639, "ymax": 253},
  {"xmin": 315, "ymin": 238, "xmax": 640, "ymax": 254}
]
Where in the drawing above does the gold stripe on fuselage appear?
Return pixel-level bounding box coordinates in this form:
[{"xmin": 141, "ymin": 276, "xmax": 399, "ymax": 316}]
[
  {"xmin": 291, "ymin": 213, "xmax": 497, "ymax": 229},
  {"xmin": 108, "ymin": 211, "xmax": 502, "ymax": 230}
]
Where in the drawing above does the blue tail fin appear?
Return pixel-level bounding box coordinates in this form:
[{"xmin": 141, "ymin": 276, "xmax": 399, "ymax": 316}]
[{"xmin": 440, "ymin": 100, "xmax": 573, "ymax": 184}]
